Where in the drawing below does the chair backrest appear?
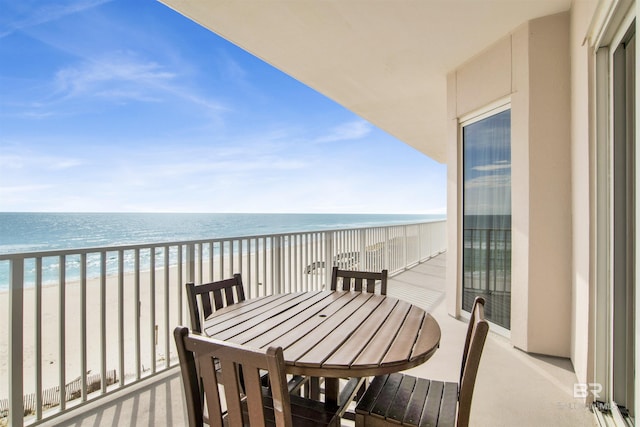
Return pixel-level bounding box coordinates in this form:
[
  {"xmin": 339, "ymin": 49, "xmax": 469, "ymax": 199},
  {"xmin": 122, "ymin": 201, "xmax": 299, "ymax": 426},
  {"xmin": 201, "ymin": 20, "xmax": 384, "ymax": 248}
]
[
  {"xmin": 186, "ymin": 274, "xmax": 245, "ymax": 333},
  {"xmin": 457, "ymin": 296, "xmax": 489, "ymax": 427},
  {"xmin": 330, "ymin": 267, "xmax": 388, "ymax": 295},
  {"xmin": 174, "ymin": 326, "xmax": 293, "ymax": 427}
]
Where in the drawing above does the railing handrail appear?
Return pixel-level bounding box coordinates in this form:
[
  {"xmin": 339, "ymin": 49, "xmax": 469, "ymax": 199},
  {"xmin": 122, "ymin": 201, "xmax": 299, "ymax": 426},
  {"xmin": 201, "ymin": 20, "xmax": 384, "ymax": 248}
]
[
  {"xmin": 2, "ymin": 219, "xmax": 447, "ymax": 427},
  {"xmin": 0, "ymin": 219, "xmax": 445, "ymax": 260}
]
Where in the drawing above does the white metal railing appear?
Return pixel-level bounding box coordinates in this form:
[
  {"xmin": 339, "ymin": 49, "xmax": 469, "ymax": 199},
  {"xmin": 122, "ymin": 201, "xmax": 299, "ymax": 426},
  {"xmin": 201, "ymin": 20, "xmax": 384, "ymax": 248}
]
[{"xmin": 0, "ymin": 220, "xmax": 446, "ymax": 426}]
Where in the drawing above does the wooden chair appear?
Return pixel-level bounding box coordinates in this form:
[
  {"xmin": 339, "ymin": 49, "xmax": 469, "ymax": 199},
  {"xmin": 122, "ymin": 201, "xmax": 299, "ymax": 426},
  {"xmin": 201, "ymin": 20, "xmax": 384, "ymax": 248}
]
[
  {"xmin": 330, "ymin": 267, "xmax": 388, "ymax": 295},
  {"xmin": 325, "ymin": 267, "xmax": 388, "ymax": 414},
  {"xmin": 354, "ymin": 297, "xmax": 489, "ymax": 427},
  {"xmin": 186, "ymin": 275, "xmax": 307, "ymax": 395},
  {"xmin": 186, "ymin": 274, "xmax": 246, "ymax": 333},
  {"xmin": 174, "ymin": 326, "xmax": 342, "ymax": 427}
]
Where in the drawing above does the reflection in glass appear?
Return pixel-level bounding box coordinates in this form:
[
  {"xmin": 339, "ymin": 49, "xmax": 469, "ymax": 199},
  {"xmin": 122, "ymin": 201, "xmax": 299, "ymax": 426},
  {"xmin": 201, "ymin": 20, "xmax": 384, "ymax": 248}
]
[{"xmin": 462, "ymin": 109, "xmax": 511, "ymax": 329}]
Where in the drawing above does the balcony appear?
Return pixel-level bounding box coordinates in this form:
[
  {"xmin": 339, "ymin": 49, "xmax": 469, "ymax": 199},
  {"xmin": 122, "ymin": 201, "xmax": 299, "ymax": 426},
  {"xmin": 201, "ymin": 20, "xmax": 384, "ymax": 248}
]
[{"xmin": 1, "ymin": 220, "xmax": 595, "ymax": 426}]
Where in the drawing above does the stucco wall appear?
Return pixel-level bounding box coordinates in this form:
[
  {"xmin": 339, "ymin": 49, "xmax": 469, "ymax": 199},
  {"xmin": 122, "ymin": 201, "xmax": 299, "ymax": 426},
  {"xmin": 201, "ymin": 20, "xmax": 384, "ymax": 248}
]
[
  {"xmin": 447, "ymin": 12, "xmax": 573, "ymax": 357},
  {"xmin": 570, "ymin": 0, "xmax": 599, "ymax": 388}
]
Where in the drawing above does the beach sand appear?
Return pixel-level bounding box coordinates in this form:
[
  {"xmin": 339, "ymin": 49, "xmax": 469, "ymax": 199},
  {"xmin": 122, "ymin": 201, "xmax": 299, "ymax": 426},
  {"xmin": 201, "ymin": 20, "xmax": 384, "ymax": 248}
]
[
  {"xmin": 0, "ymin": 244, "xmax": 330, "ymax": 400},
  {"xmin": 0, "ymin": 265, "xmax": 185, "ymax": 399}
]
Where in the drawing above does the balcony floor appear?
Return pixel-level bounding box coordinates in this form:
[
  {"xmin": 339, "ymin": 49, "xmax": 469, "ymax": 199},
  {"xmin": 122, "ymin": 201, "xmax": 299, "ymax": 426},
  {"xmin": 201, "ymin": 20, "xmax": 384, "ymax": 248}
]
[{"xmin": 38, "ymin": 253, "xmax": 596, "ymax": 427}]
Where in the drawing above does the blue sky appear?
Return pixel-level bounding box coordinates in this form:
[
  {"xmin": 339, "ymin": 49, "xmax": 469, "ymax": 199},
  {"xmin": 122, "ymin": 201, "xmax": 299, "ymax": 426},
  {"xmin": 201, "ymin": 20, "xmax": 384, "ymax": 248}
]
[{"xmin": 0, "ymin": 0, "xmax": 446, "ymax": 214}]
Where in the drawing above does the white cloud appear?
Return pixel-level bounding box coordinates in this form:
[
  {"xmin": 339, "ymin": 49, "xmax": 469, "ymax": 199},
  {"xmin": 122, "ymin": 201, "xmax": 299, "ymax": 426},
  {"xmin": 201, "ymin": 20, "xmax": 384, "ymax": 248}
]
[
  {"xmin": 54, "ymin": 51, "xmax": 174, "ymax": 98},
  {"xmin": 49, "ymin": 158, "xmax": 84, "ymax": 170},
  {"xmin": 0, "ymin": 149, "xmax": 84, "ymax": 171},
  {"xmin": 45, "ymin": 51, "xmax": 229, "ymax": 115},
  {"xmin": 0, "ymin": 0, "xmax": 113, "ymax": 39},
  {"xmin": 314, "ymin": 120, "xmax": 372, "ymax": 143}
]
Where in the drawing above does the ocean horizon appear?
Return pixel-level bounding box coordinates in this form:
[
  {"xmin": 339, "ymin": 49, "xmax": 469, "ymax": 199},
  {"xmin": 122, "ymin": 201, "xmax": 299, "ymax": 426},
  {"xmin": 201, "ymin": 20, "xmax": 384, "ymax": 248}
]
[
  {"xmin": 0, "ymin": 212, "xmax": 445, "ymax": 254},
  {"xmin": 0, "ymin": 212, "xmax": 445, "ymax": 289}
]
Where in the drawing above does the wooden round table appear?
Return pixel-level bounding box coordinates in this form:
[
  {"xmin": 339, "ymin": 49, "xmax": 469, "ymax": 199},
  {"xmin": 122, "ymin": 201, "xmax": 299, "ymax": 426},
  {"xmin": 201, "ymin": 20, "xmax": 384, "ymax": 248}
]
[{"xmin": 203, "ymin": 291, "xmax": 441, "ymax": 404}]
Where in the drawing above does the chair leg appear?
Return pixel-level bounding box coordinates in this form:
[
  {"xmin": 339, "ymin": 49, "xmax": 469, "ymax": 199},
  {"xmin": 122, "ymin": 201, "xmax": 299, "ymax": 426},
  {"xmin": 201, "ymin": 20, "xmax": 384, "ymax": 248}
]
[{"xmin": 356, "ymin": 377, "xmax": 369, "ymax": 401}]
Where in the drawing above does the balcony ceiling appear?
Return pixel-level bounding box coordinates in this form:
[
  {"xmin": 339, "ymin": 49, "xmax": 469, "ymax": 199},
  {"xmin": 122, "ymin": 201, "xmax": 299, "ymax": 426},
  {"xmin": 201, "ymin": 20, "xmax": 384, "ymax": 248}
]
[{"xmin": 159, "ymin": 0, "xmax": 571, "ymax": 163}]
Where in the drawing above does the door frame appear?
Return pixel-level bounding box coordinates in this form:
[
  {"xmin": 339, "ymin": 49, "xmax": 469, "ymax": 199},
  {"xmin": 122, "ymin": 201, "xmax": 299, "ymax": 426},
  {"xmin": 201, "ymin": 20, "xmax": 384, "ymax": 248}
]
[
  {"xmin": 458, "ymin": 98, "xmax": 512, "ymax": 336},
  {"xmin": 593, "ymin": 1, "xmax": 637, "ymax": 423}
]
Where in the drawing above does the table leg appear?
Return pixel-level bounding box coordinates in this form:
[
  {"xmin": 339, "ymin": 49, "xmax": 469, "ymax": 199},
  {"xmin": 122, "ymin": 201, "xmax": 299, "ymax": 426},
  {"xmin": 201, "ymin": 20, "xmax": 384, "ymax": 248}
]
[
  {"xmin": 324, "ymin": 377, "xmax": 339, "ymax": 407},
  {"xmin": 309, "ymin": 377, "xmax": 321, "ymax": 400}
]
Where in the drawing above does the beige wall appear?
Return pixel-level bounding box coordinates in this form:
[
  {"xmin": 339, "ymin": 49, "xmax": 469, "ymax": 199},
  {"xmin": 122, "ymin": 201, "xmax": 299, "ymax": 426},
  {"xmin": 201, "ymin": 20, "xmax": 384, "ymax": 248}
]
[
  {"xmin": 570, "ymin": 0, "xmax": 599, "ymax": 388},
  {"xmin": 447, "ymin": 12, "xmax": 573, "ymax": 357}
]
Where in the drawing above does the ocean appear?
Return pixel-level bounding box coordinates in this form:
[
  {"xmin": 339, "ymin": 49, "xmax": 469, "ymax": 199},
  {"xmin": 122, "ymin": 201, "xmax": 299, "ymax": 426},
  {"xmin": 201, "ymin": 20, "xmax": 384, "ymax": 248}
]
[{"xmin": 0, "ymin": 212, "xmax": 445, "ymax": 289}]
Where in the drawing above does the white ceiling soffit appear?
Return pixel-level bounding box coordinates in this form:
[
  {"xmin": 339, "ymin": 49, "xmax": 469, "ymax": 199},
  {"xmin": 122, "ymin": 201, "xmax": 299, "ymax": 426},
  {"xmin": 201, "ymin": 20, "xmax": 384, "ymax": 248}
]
[{"xmin": 159, "ymin": 0, "xmax": 571, "ymax": 163}]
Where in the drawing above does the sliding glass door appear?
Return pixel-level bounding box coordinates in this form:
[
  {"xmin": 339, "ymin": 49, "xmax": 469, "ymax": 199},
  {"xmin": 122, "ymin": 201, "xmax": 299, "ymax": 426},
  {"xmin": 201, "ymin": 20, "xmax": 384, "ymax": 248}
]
[
  {"xmin": 595, "ymin": 11, "xmax": 635, "ymax": 423},
  {"xmin": 611, "ymin": 23, "xmax": 635, "ymax": 421},
  {"xmin": 462, "ymin": 106, "xmax": 511, "ymax": 329}
]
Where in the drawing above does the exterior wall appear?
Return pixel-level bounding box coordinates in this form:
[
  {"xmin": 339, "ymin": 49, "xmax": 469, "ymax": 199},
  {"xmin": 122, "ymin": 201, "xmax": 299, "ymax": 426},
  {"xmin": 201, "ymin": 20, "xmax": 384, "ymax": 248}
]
[
  {"xmin": 510, "ymin": 26, "xmax": 531, "ymax": 351},
  {"xmin": 570, "ymin": 0, "xmax": 599, "ymax": 388},
  {"xmin": 447, "ymin": 12, "xmax": 573, "ymax": 357}
]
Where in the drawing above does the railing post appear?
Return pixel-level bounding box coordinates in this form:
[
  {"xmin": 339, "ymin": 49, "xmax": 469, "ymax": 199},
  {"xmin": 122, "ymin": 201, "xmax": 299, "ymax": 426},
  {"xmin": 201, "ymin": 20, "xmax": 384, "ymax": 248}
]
[
  {"xmin": 359, "ymin": 230, "xmax": 367, "ymax": 271},
  {"xmin": 324, "ymin": 232, "xmax": 333, "ymax": 289},
  {"xmin": 418, "ymin": 223, "xmax": 423, "ymax": 261},
  {"xmin": 9, "ymin": 257, "xmax": 24, "ymax": 427},
  {"xmin": 432, "ymin": 222, "xmax": 437, "ymax": 256},
  {"xmin": 59, "ymin": 255, "xmax": 67, "ymax": 409},
  {"xmin": 384, "ymin": 227, "xmax": 390, "ymax": 270},
  {"xmin": 403, "ymin": 225, "xmax": 408, "ymax": 270},
  {"xmin": 485, "ymin": 229, "xmax": 492, "ymax": 294},
  {"xmin": 186, "ymin": 243, "xmax": 195, "ymax": 284},
  {"xmin": 274, "ymin": 236, "xmax": 282, "ymax": 294}
]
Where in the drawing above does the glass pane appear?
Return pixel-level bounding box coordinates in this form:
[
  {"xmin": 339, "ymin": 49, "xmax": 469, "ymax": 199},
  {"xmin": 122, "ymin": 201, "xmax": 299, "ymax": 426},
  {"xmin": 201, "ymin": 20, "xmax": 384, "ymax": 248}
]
[
  {"xmin": 462, "ymin": 109, "xmax": 511, "ymax": 329},
  {"xmin": 612, "ymin": 30, "xmax": 635, "ymax": 418}
]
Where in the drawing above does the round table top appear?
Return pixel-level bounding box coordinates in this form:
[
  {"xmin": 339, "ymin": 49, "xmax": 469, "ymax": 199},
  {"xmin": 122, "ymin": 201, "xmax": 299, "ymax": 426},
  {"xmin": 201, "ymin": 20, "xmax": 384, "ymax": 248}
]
[{"xmin": 203, "ymin": 290, "xmax": 441, "ymax": 378}]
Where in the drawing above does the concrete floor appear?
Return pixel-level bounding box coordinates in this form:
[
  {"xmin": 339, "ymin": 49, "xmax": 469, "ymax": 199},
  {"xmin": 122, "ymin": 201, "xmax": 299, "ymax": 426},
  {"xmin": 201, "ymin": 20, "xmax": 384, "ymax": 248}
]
[{"xmin": 38, "ymin": 253, "xmax": 597, "ymax": 427}]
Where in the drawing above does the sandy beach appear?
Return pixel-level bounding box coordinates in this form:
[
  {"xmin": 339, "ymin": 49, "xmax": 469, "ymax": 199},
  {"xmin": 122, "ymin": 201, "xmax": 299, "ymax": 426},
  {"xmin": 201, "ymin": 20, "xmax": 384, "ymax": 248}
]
[
  {"xmin": 0, "ymin": 265, "xmax": 185, "ymax": 399},
  {"xmin": 0, "ymin": 243, "xmax": 330, "ymax": 401}
]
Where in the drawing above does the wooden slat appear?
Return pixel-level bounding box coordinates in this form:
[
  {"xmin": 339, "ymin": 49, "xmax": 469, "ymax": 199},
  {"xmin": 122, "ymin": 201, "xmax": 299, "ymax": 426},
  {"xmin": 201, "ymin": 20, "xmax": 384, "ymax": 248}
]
[
  {"xmin": 365, "ymin": 278, "xmax": 376, "ymax": 293},
  {"xmin": 322, "ymin": 297, "xmax": 397, "ymax": 368},
  {"xmin": 370, "ymin": 373, "xmax": 403, "ymax": 418},
  {"xmin": 204, "ymin": 293, "xmax": 286, "ymax": 330},
  {"xmin": 403, "ymin": 378, "xmax": 431, "ymax": 427},
  {"xmin": 382, "ymin": 305, "xmax": 425, "ymax": 366},
  {"xmin": 351, "ymin": 301, "xmax": 411, "ymax": 368},
  {"xmin": 206, "ymin": 293, "xmax": 312, "ymax": 339},
  {"xmin": 238, "ymin": 293, "xmax": 341, "ymax": 348},
  {"xmin": 223, "ymin": 286, "xmax": 235, "ymax": 308},
  {"xmin": 260, "ymin": 392, "xmax": 343, "ymax": 426},
  {"xmin": 355, "ymin": 374, "xmax": 390, "ymax": 415},
  {"xmin": 230, "ymin": 291, "xmax": 337, "ymax": 345},
  {"xmin": 287, "ymin": 294, "xmax": 383, "ymax": 367},
  {"xmin": 386, "ymin": 374, "xmax": 416, "ymax": 422},
  {"xmin": 292, "ymin": 294, "xmax": 383, "ymax": 367},
  {"xmin": 212, "ymin": 288, "xmax": 224, "ymax": 311},
  {"xmin": 410, "ymin": 314, "xmax": 442, "ymax": 362},
  {"xmin": 357, "ymin": 375, "xmax": 457, "ymax": 427},
  {"xmin": 419, "ymin": 380, "xmax": 443, "ymax": 427},
  {"xmin": 202, "ymin": 293, "xmax": 214, "ymax": 319},
  {"xmin": 268, "ymin": 292, "xmax": 365, "ymax": 355},
  {"xmin": 437, "ymin": 382, "xmax": 458, "ymax": 427}
]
